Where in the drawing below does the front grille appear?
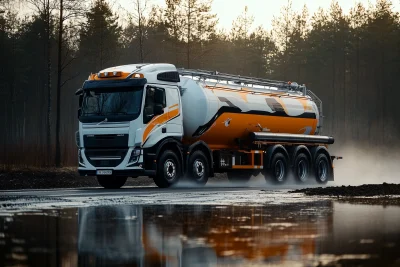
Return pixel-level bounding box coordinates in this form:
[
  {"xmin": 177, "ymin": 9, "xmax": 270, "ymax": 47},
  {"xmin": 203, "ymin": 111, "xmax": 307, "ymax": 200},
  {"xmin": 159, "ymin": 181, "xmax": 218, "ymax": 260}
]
[
  {"xmin": 84, "ymin": 149, "xmax": 128, "ymax": 167},
  {"xmin": 84, "ymin": 134, "xmax": 129, "ymax": 149}
]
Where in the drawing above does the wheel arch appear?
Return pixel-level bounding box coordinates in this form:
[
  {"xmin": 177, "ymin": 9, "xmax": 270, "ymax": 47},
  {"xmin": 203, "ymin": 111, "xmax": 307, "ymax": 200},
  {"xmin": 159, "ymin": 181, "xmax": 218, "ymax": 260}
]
[
  {"xmin": 186, "ymin": 141, "xmax": 214, "ymax": 177},
  {"xmin": 264, "ymin": 145, "xmax": 289, "ymax": 169},
  {"xmin": 155, "ymin": 138, "xmax": 184, "ymax": 171}
]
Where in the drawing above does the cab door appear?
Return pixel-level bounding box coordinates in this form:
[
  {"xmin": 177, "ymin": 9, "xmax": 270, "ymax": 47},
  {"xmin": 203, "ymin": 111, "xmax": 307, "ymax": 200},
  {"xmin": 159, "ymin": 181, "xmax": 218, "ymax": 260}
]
[
  {"xmin": 165, "ymin": 85, "xmax": 182, "ymax": 139},
  {"xmin": 142, "ymin": 85, "xmax": 182, "ymax": 147}
]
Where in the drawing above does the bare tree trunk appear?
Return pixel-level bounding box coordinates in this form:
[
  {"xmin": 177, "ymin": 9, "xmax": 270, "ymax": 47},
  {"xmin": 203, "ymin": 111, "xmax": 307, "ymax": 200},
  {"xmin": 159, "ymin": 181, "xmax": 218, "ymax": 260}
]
[
  {"xmin": 186, "ymin": 0, "xmax": 190, "ymax": 68},
  {"xmin": 55, "ymin": 0, "xmax": 63, "ymax": 167},
  {"xmin": 45, "ymin": 0, "xmax": 52, "ymax": 165}
]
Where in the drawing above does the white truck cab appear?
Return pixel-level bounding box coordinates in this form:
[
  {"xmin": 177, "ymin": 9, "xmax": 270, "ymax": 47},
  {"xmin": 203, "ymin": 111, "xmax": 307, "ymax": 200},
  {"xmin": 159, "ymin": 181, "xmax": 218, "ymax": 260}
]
[{"xmin": 76, "ymin": 63, "xmax": 185, "ymax": 188}]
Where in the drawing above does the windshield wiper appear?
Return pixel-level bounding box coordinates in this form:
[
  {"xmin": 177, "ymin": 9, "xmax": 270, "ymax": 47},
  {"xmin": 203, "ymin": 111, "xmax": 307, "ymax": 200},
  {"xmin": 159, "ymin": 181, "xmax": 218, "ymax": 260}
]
[{"xmin": 97, "ymin": 118, "xmax": 108, "ymax": 125}]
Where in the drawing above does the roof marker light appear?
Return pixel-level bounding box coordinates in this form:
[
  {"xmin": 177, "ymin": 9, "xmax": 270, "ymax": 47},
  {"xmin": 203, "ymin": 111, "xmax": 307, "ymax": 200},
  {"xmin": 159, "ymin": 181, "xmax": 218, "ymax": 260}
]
[{"xmin": 133, "ymin": 73, "xmax": 144, "ymax": 78}]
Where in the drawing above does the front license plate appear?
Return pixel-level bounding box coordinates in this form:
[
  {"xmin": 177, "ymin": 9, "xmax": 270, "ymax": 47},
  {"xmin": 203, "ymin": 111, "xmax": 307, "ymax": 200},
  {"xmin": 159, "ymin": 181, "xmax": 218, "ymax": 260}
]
[{"xmin": 96, "ymin": 170, "xmax": 112, "ymax": 175}]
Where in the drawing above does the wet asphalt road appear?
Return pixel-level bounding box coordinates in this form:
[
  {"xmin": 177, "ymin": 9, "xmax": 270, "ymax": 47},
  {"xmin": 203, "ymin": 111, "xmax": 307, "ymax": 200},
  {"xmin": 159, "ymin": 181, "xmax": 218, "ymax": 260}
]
[
  {"xmin": 1, "ymin": 185, "xmax": 400, "ymax": 267},
  {"xmin": 0, "ymin": 183, "xmax": 330, "ymax": 198}
]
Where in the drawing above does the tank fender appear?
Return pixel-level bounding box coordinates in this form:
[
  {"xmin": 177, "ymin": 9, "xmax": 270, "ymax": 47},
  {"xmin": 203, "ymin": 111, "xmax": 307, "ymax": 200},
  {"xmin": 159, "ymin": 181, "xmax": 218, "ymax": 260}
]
[
  {"xmin": 310, "ymin": 146, "xmax": 334, "ymax": 181},
  {"xmin": 264, "ymin": 145, "xmax": 289, "ymax": 169},
  {"xmin": 186, "ymin": 141, "xmax": 214, "ymax": 177},
  {"xmin": 289, "ymin": 145, "xmax": 312, "ymax": 167},
  {"xmin": 155, "ymin": 138, "xmax": 184, "ymax": 171}
]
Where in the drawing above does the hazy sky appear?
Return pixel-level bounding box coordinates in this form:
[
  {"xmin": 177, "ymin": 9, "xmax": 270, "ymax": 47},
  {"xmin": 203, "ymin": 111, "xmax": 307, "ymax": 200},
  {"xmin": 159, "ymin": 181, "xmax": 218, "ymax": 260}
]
[{"xmin": 117, "ymin": 0, "xmax": 400, "ymax": 31}]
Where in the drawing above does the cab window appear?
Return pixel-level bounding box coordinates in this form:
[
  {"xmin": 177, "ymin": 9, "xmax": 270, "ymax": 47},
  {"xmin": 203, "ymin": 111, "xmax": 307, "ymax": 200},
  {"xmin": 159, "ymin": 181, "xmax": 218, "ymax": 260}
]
[{"xmin": 143, "ymin": 87, "xmax": 166, "ymax": 124}]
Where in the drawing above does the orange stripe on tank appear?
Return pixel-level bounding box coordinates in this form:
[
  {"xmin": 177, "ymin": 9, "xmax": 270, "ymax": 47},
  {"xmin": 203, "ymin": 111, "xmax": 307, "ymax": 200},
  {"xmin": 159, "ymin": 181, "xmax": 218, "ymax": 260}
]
[
  {"xmin": 169, "ymin": 104, "xmax": 179, "ymax": 109},
  {"xmin": 186, "ymin": 113, "xmax": 317, "ymax": 149}
]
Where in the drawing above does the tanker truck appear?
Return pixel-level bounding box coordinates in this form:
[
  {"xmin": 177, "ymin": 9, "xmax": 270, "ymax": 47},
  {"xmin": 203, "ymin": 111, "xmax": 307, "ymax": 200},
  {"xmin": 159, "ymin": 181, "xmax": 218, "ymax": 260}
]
[{"xmin": 75, "ymin": 63, "xmax": 341, "ymax": 189}]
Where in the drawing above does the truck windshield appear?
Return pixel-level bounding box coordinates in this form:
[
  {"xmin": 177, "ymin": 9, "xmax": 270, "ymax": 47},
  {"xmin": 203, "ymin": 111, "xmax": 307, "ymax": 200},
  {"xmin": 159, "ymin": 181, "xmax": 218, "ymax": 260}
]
[{"xmin": 81, "ymin": 87, "xmax": 144, "ymax": 120}]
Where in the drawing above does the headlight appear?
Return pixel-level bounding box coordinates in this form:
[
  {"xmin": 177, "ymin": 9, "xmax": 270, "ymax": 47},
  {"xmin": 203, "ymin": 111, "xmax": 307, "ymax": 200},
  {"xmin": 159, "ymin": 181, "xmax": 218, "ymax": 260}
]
[{"xmin": 128, "ymin": 149, "xmax": 141, "ymax": 164}]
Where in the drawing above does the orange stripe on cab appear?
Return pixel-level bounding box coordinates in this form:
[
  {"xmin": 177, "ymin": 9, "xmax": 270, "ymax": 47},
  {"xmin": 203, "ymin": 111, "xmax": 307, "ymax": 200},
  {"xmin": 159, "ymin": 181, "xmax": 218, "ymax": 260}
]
[{"xmin": 142, "ymin": 107, "xmax": 180, "ymax": 143}]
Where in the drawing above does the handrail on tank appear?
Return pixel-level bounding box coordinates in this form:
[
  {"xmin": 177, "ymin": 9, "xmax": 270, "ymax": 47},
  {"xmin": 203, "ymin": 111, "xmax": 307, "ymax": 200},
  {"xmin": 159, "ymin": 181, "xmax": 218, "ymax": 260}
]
[{"xmin": 177, "ymin": 68, "xmax": 307, "ymax": 96}]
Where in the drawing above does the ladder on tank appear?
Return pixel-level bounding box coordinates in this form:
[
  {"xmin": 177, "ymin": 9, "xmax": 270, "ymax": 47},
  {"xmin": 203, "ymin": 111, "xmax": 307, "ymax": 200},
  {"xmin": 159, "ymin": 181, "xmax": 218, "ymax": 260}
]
[{"xmin": 177, "ymin": 68, "xmax": 324, "ymax": 134}]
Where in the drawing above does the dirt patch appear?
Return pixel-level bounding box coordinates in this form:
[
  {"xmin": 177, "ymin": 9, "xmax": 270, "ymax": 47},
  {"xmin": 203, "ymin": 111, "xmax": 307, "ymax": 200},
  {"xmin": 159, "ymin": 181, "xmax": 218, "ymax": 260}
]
[
  {"xmin": 337, "ymin": 197, "xmax": 400, "ymax": 206},
  {"xmin": 0, "ymin": 167, "xmax": 154, "ymax": 190},
  {"xmin": 291, "ymin": 183, "xmax": 400, "ymax": 197}
]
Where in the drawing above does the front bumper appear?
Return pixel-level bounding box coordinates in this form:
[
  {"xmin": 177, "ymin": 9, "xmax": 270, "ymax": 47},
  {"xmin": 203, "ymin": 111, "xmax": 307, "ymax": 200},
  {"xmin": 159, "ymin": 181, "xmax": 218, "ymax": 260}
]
[
  {"xmin": 78, "ymin": 147, "xmax": 155, "ymax": 177},
  {"xmin": 79, "ymin": 169, "xmax": 155, "ymax": 177}
]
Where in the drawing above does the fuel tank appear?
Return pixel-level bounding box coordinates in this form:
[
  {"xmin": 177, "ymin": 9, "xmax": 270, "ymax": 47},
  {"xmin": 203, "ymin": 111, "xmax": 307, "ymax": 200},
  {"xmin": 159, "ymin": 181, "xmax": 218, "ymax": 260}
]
[{"xmin": 179, "ymin": 77, "xmax": 319, "ymax": 149}]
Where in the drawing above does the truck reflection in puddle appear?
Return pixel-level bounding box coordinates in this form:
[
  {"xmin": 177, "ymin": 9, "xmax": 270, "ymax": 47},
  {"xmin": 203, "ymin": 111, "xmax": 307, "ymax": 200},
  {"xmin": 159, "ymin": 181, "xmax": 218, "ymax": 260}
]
[{"xmin": 77, "ymin": 201, "xmax": 333, "ymax": 266}]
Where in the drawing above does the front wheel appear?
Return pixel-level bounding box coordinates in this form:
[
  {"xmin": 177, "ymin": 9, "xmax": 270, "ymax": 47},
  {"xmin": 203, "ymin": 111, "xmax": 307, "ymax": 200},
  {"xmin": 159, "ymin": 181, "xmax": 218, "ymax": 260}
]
[
  {"xmin": 97, "ymin": 176, "xmax": 127, "ymax": 189},
  {"xmin": 187, "ymin": 151, "xmax": 209, "ymax": 186},
  {"xmin": 154, "ymin": 150, "xmax": 182, "ymax": 188}
]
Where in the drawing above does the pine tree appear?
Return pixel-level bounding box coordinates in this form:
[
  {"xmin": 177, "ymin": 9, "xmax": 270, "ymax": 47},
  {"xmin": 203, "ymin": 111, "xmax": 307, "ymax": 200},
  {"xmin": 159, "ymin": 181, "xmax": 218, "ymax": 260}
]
[
  {"xmin": 179, "ymin": 0, "xmax": 217, "ymax": 68},
  {"xmin": 230, "ymin": 6, "xmax": 254, "ymax": 75},
  {"xmin": 79, "ymin": 0, "xmax": 121, "ymax": 72}
]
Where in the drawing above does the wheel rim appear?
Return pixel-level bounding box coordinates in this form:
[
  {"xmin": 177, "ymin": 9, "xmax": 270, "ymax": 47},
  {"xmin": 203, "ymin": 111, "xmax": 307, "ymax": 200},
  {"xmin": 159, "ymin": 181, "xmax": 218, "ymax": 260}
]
[
  {"xmin": 297, "ymin": 160, "xmax": 307, "ymax": 182},
  {"xmin": 194, "ymin": 160, "xmax": 205, "ymax": 179},
  {"xmin": 318, "ymin": 160, "xmax": 328, "ymax": 182},
  {"xmin": 275, "ymin": 160, "xmax": 285, "ymax": 182},
  {"xmin": 164, "ymin": 160, "xmax": 176, "ymax": 181}
]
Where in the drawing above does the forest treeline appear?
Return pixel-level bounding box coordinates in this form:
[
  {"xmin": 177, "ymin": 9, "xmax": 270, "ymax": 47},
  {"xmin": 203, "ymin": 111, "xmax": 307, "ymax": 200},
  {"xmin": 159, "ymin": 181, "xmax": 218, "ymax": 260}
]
[{"xmin": 1, "ymin": 0, "xmax": 400, "ymax": 167}]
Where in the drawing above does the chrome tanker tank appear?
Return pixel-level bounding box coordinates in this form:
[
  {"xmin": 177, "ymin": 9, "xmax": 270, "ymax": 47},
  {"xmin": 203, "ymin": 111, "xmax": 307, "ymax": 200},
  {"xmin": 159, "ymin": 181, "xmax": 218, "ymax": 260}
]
[{"xmin": 179, "ymin": 76, "xmax": 320, "ymax": 149}]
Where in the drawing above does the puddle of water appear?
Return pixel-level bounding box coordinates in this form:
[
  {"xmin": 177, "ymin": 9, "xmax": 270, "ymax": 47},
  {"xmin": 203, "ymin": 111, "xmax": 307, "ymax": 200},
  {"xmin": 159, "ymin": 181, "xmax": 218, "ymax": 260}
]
[{"xmin": 0, "ymin": 201, "xmax": 399, "ymax": 267}]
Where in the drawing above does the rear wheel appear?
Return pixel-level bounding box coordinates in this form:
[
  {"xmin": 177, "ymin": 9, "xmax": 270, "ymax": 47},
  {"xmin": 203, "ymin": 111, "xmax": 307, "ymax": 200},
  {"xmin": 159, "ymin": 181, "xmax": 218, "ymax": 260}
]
[
  {"xmin": 265, "ymin": 152, "xmax": 289, "ymax": 184},
  {"xmin": 294, "ymin": 153, "xmax": 310, "ymax": 183},
  {"xmin": 154, "ymin": 150, "xmax": 182, "ymax": 188},
  {"xmin": 187, "ymin": 151, "xmax": 209, "ymax": 186},
  {"xmin": 97, "ymin": 176, "xmax": 127, "ymax": 189},
  {"xmin": 314, "ymin": 153, "xmax": 331, "ymax": 184},
  {"xmin": 227, "ymin": 171, "xmax": 252, "ymax": 184}
]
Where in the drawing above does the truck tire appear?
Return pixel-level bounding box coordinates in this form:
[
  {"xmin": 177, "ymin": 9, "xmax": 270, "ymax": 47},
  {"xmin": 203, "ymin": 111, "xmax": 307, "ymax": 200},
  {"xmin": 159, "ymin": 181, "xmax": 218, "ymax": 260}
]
[
  {"xmin": 314, "ymin": 153, "xmax": 330, "ymax": 184},
  {"xmin": 294, "ymin": 153, "xmax": 310, "ymax": 183},
  {"xmin": 187, "ymin": 150, "xmax": 209, "ymax": 186},
  {"xmin": 97, "ymin": 176, "xmax": 127, "ymax": 189},
  {"xmin": 265, "ymin": 152, "xmax": 288, "ymax": 184},
  {"xmin": 154, "ymin": 150, "xmax": 182, "ymax": 188},
  {"xmin": 227, "ymin": 171, "xmax": 252, "ymax": 184}
]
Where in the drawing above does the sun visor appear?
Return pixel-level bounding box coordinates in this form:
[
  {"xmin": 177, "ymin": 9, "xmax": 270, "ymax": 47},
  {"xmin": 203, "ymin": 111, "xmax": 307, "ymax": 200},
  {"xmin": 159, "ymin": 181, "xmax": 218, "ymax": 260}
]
[{"xmin": 82, "ymin": 78, "xmax": 147, "ymax": 91}]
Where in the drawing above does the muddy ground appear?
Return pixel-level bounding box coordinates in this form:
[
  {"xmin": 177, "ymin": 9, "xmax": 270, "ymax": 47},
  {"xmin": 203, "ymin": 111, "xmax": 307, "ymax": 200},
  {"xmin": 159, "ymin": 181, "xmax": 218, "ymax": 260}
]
[
  {"xmin": 0, "ymin": 168, "xmax": 229, "ymax": 190},
  {"xmin": 0, "ymin": 168, "xmax": 154, "ymax": 190},
  {"xmin": 292, "ymin": 183, "xmax": 400, "ymax": 196}
]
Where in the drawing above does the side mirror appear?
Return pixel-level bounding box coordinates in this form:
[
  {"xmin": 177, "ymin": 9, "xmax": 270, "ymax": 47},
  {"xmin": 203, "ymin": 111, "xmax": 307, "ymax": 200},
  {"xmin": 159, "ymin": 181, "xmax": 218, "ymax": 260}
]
[
  {"xmin": 154, "ymin": 104, "xmax": 164, "ymax": 115},
  {"xmin": 75, "ymin": 88, "xmax": 83, "ymax": 96},
  {"xmin": 78, "ymin": 108, "xmax": 82, "ymax": 118}
]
